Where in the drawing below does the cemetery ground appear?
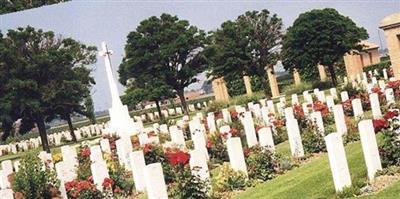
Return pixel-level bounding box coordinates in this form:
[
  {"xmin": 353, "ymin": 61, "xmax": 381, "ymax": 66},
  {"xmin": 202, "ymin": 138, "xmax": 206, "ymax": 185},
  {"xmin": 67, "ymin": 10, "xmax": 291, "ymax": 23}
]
[{"xmin": 3, "ymin": 84, "xmax": 400, "ymax": 199}]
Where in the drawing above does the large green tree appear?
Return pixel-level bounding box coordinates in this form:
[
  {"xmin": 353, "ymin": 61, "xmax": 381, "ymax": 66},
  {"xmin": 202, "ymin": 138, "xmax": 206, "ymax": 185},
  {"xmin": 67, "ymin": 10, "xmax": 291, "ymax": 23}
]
[
  {"xmin": 206, "ymin": 9, "xmax": 283, "ymax": 97},
  {"xmin": 0, "ymin": 0, "xmax": 69, "ymax": 14},
  {"xmin": 119, "ymin": 13, "xmax": 207, "ymax": 115},
  {"xmin": 0, "ymin": 26, "xmax": 96, "ymax": 151},
  {"xmin": 282, "ymin": 8, "xmax": 368, "ymax": 86}
]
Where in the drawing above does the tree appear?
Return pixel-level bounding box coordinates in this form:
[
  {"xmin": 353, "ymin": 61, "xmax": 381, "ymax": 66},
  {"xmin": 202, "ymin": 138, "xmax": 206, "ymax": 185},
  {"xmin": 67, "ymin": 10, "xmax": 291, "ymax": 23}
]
[
  {"xmin": 0, "ymin": 26, "xmax": 96, "ymax": 151},
  {"xmin": 119, "ymin": 13, "xmax": 207, "ymax": 115},
  {"xmin": 0, "ymin": 0, "xmax": 70, "ymax": 15},
  {"xmin": 84, "ymin": 96, "xmax": 96, "ymax": 125},
  {"xmin": 121, "ymin": 76, "xmax": 175, "ymax": 122},
  {"xmin": 206, "ymin": 9, "xmax": 283, "ymax": 97},
  {"xmin": 282, "ymin": 8, "xmax": 368, "ymax": 86}
]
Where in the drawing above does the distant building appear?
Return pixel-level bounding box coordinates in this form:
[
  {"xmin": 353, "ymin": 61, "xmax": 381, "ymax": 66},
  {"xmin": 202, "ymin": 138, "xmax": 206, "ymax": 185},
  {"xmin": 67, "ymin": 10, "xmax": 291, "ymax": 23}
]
[{"xmin": 343, "ymin": 40, "xmax": 381, "ymax": 80}]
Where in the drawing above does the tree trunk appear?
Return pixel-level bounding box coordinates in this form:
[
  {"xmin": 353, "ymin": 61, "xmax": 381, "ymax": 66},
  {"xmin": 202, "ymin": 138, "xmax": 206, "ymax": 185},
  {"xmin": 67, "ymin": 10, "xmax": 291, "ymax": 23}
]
[
  {"xmin": 259, "ymin": 74, "xmax": 270, "ymax": 98},
  {"xmin": 177, "ymin": 89, "xmax": 189, "ymax": 115},
  {"xmin": 66, "ymin": 114, "xmax": 77, "ymax": 142},
  {"xmin": 35, "ymin": 114, "xmax": 50, "ymax": 153},
  {"xmin": 327, "ymin": 65, "xmax": 338, "ymax": 86},
  {"xmin": 1, "ymin": 120, "xmax": 12, "ymax": 141},
  {"xmin": 154, "ymin": 99, "xmax": 163, "ymax": 121}
]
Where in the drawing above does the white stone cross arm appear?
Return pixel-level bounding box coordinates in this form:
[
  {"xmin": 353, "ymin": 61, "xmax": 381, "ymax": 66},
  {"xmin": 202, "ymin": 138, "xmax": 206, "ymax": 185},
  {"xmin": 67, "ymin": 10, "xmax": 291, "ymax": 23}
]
[{"xmin": 99, "ymin": 41, "xmax": 113, "ymax": 56}]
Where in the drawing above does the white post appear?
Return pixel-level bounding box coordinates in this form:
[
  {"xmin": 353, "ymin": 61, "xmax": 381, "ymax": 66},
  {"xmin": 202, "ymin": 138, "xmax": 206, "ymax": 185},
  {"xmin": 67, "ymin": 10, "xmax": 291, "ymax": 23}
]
[
  {"xmin": 358, "ymin": 120, "xmax": 382, "ymax": 181},
  {"xmin": 325, "ymin": 133, "xmax": 352, "ymax": 192}
]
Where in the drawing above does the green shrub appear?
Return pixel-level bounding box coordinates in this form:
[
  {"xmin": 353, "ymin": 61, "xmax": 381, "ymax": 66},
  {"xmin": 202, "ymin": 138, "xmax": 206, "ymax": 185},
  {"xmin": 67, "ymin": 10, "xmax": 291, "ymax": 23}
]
[
  {"xmin": 12, "ymin": 152, "xmax": 60, "ymax": 199},
  {"xmin": 211, "ymin": 163, "xmax": 247, "ymax": 194},
  {"xmin": 379, "ymin": 119, "xmax": 400, "ymax": 167},
  {"xmin": 246, "ymin": 145, "xmax": 278, "ymax": 181},
  {"xmin": 301, "ymin": 126, "xmax": 326, "ymax": 154},
  {"xmin": 169, "ymin": 166, "xmax": 209, "ymax": 199}
]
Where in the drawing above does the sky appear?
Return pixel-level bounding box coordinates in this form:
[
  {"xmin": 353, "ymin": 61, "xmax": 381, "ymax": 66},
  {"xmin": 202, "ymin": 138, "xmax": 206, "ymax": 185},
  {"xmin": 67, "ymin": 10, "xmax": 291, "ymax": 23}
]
[{"xmin": 1, "ymin": 0, "xmax": 399, "ymax": 111}]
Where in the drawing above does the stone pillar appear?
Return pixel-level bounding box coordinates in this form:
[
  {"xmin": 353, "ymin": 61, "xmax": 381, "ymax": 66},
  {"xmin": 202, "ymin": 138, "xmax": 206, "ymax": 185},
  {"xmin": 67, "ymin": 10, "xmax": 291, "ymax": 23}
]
[
  {"xmin": 212, "ymin": 77, "xmax": 230, "ymax": 102},
  {"xmin": 243, "ymin": 76, "xmax": 253, "ymax": 96},
  {"xmin": 344, "ymin": 52, "xmax": 364, "ymax": 81},
  {"xmin": 267, "ymin": 67, "xmax": 280, "ymax": 97},
  {"xmin": 318, "ymin": 64, "xmax": 327, "ymax": 82},
  {"xmin": 379, "ymin": 13, "xmax": 400, "ymax": 80},
  {"xmin": 293, "ymin": 68, "xmax": 302, "ymax": 85}
]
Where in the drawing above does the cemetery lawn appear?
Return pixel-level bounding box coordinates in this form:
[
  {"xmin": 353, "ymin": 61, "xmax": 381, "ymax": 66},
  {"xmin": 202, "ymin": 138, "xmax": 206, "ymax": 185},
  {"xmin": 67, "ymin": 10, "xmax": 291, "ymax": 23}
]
[{"xmin": 235, "ymin": 137, "xmax": 400, "ymax": 199}]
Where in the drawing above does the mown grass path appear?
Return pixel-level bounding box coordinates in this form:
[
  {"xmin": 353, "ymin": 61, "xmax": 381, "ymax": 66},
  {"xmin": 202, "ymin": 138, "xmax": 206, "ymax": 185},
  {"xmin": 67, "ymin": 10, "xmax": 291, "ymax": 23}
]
[{"xmin": 235, "ymin": 139, "xmax": 399, "ymax": 199}]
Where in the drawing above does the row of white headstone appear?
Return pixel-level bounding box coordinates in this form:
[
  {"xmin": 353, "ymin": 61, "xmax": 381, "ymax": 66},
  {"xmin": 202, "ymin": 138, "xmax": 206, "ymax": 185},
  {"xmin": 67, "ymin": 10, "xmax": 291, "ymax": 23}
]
[{"xmin": 0, "ymin": 124, "xmax": 105, "ymax": 157}]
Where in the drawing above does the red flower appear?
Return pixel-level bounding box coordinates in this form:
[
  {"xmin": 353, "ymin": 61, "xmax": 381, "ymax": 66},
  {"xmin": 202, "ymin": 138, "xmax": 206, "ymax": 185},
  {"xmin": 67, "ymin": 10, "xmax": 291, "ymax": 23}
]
[
  {"xmin": 86, "ymin": 176, "xmax": 93, "ymax": 183},
  {"xmin": 206, "ymin": 140, "xmax": 213, "ymax": 149},
  {"xmin": 143, "ymin": 144, "xmax": 153, "ymax": 154},
  {"xmin": 114, "ymin": 187, "xmax": 122, "ymax": 193},
  {"xmin": 231, "ymin": 111, "xmax": 238, "ymax": 120},
  {"xmin": 313, "ymin": 101, "xmax": 329, "ymax": 117},
  {"xmin": 268, "ymin": 113, "xmax": 275, "ymax": 117},
  {"xmin": 386, "ymin": 80, "xmax": 400, "ymax": 89},
  {"xmin": 293, "ymin": 104, "xmax": 305, "ymax": 119},
  {"xmin": 371, "ymin": 87, "xmax": 383, "ymax": 95},
  {"xmin": 384, "ymin": 111, "xmax": 399, "ymax": 120},
  {"xmin": 243, "ymin": 148, "xmax": 250, "ymax": 157},
  {"xmin": 229, "ymin": 128, "xmax": 239, "ymax": 137},
  {"xmin": 373, "ymin": 119, "xmax": 389, "ymax": 132},
  {"xmin": 272, "ymin": 119, "xmax": 285, "ymax": 128},
  {"xmin": 165, "ymin": 150, "xmax": 190, "ymax": 166},
  {"xmin": 102, "ymin": 178, "xmax": 114, "ymax": 188},
  {"xmin": 80, "ymin": 147, "xmax": 91, "ymax": 157}
]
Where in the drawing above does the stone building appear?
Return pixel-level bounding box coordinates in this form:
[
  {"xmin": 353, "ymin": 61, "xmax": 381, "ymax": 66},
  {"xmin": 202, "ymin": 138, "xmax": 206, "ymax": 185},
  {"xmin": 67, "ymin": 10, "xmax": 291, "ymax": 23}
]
[
  {"xmin": 343, "ymin": 40, "xmax": 380, "ymax": 80},
  {"xmin": 379, "ymin": 13, "xmax": 400, "ymax": 80}
]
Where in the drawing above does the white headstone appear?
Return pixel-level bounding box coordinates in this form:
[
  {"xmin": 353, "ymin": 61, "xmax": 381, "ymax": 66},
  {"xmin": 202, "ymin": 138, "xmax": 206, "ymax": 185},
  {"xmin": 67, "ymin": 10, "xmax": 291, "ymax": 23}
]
[
  {"xmin": 333, "ymin": 105, "xmax": 347, "ymax": 134},
  {"xmin": 129, "ymin": 151, "xmax": 146, "ymax": 192},
  {"xmin": 258, "ymin": 127, "xmax": 275, "ymax": 152},
  {"xmin": 226, "ymin": 137, "xmax": 247, "ymax": 175},
  {"xmin": 291, "ymin": 94, "xmax": 299, "ymax": 105},
  {"xmin": 222, "ymin": 109, "xmax": 232, "ymax": 123},
  {"xmin": 330, "ymin": 88, "xmax": 338, "ymax": 99},
  {"xmin": 286, "ymin": 119, "xmax": 305, "ymax": 158},
  {"xmin": 385, "ymin": 88, "xmax": 395, "ymax": 105},
  {"xmin": 358, "ymin": 120, "xmax": 382, "ymax": 181},
  {"xmin": 340, "ymin": 91, "xmax": 349, "ymax": 102},
  {"xmin": 325, "ymin": 133, "xmax": 352, "ymax": 192},
  {"xmin": 100, "ymin": 139, "xmax": 112, "ymax": 154},
  {"xmin": 242, "ymin": 112, "xmax": 258, "ymax": 147},
  {"xmin": 326, "ymin": 96, "xmax": 335, "ymax": 112},
  {"xmin": 351, "ymin": 98, "xmax": 364, "ymax": 119},
  {"xmin": 311, "ymin": 111, "xmax": 325, "ymax": 134},
  {"xmin": 370, "ymin": 93, "xmax": 382, "ymax": 119},
  {"xmin": 144, "ymin": 163, "xmax": 168, "ymax": 199},
  {"xmin": 91, "ymin": 161, "xmax": 110, "ymax": 191},
  {"xmin": 189, "ymin": 149, "xmax": 210, "ymax": 183}
]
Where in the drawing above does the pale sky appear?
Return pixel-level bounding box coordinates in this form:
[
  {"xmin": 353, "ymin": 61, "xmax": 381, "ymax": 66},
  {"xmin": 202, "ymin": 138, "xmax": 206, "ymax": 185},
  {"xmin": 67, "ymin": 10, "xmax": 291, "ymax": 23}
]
[{"xmin": 1, "ymin": 0, "xmax": 399, "ymax": 111}]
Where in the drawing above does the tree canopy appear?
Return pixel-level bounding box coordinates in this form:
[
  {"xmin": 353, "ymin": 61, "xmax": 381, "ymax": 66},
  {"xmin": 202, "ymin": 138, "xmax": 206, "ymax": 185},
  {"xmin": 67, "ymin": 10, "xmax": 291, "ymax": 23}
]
[
  {"xmin": 119, "ymin": 13, "xmax": 207, "ymax": 115},
  {"xmin": 282, "ymin": 8, "xmax": 368, "ymax": 85},
  {"xmin": 0, "ymin": 26, "xmax": 96, "ymax": 151},
  {"xmin": 0, "ymin": 0, "xmax": 69, "ymax": 15},
  {"xmin": 205, "ymin": 9, "xmax": 283, "ymax": 97}
]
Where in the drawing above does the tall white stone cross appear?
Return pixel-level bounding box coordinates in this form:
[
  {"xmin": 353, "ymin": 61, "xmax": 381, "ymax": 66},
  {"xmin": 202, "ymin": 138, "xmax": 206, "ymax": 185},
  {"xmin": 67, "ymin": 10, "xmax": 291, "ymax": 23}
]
[{"xmin": 100, "ymin": 41, "xmax": 138, "ymax": 137}]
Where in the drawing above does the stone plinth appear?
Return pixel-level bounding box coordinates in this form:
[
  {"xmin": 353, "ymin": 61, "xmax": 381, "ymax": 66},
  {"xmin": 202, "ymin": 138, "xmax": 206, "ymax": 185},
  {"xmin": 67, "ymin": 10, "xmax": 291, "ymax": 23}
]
[
  {"xmin": 212, "ymin": 77, "xmax": 230, "ymax": 102},
  {"xmin": 243, "ymin": 75, "xmax": 253, "ymax": 96}
]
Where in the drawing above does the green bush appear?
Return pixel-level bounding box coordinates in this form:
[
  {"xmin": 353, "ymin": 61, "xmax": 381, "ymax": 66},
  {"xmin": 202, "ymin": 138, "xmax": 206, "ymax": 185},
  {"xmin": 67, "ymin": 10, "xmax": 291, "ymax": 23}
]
[
  {"xmin": 12, "ymin": 152, "xmax": 60, "ymax": 199},
  {"xmin": 169, "ymin": 166, "xmax": 209, "ymax": 199},
  {"xmin": 301, "ymin": 126, "xmax": 326, "ymax": 154},
  {"xmin": 246, "ymin": 145, "xmax": 277, "ymax": 181},
  {"xmin": 211, "ymin": 163, "xmax": 247, "ymax": 194},
  {"xmin": 379, "ymin": 119, "xmax": 400, "ymax": 167}
]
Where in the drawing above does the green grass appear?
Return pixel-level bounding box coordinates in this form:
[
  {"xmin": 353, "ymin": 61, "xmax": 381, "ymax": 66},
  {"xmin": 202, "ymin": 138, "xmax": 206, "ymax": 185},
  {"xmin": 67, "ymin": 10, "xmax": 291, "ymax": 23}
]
[{"xmin": 235, "ymin": 137, "xmax": 399, "ymax": 199}]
